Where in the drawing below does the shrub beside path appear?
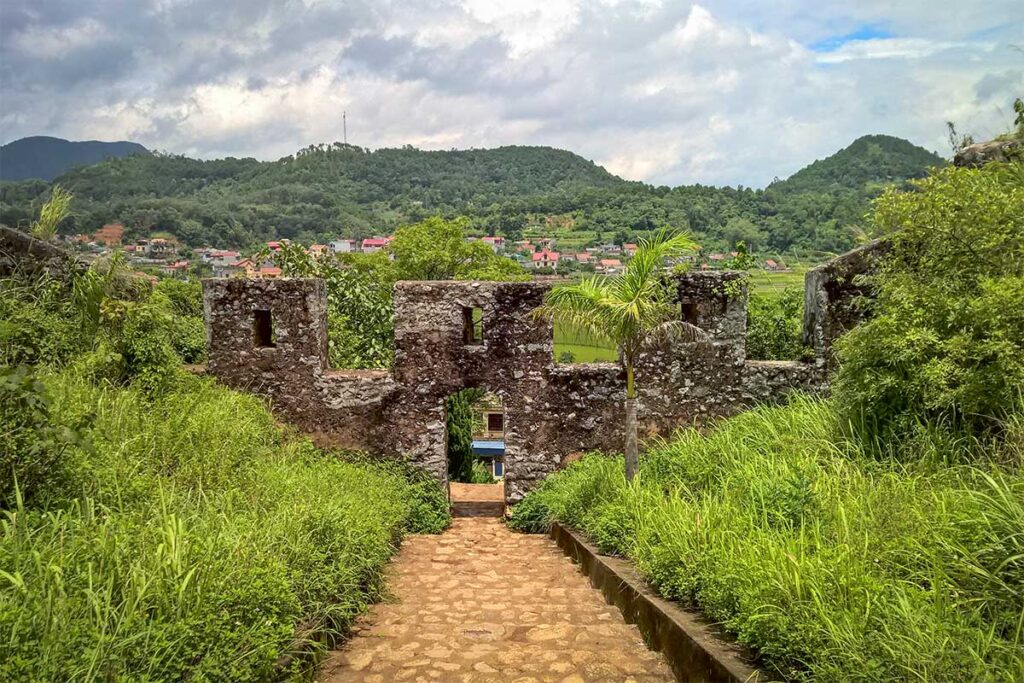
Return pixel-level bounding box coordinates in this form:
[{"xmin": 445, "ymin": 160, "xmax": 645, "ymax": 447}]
[{"xmin": 319, "ymin": 484, "xmax": 674, "ymax": 682}]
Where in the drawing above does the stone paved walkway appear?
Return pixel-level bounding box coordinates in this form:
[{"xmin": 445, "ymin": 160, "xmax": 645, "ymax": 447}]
[{"xmin": 318, "ymin": 488, "xmax": 675, "ymax": 683}]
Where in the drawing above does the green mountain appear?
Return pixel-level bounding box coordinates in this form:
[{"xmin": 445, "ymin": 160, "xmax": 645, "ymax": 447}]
[
  {"xmin": 770, "ymin": 135, "xmax": 945, "ymax": 195},
  {"xmin": 0, "ymin": 136, "xmax": 946, "ymax": 254},
  {"xmin": 0, "ymin": 136, "xmax": 150, "ymax": 182}
]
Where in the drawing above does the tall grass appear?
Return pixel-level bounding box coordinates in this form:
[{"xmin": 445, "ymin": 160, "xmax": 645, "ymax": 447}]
[
  {"xmin": 1, "ymin": 370, "xmax": 449, "ymax": 682},
  {"xmin": 509, "ymin": 396, "xmax": 1024, "ymax": 681}
]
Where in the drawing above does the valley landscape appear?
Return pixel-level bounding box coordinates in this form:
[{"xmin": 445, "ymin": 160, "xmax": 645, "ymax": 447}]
[{"xmin": 2, "ymin": 1, "xmax": 1023, "ymax": 682}]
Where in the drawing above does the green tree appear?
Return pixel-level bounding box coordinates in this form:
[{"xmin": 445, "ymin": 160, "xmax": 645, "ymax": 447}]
[
  {"xmin": 446, "ymin": 388, "xmax": 484, "ymax": 482},
  {"xmin": 833, "ymin": 163, "xmax": 1024, "ymax": 444},
  {"xmin": 533, "ymin": 229, "xmax": 704, "ymax": 479},
  {"xmin": 389, "ymin": 216, "xmax": 528, "ymax": 281}
]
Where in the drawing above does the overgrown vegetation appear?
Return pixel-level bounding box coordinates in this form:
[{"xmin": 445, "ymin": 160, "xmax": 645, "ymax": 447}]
[
  {"xmin": 834, "ymin": 162, "xmax": 1024, "ymax": 445},
  {"xmin": 746, "ymin": 288, "xmax": 807, "ymax": 361},
  {"xmin": 510, "ymin": 154, "xmax": 1024, "ymax": 680},
  {"xmin": 1, "ymin": 251, "xmax": 450, "ymax": 680},
  {"xmin": 508, "ymin": 400, "xmax": 1023, "ymax": 681}
]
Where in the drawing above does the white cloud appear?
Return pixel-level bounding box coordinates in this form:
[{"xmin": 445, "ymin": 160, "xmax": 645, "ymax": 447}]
[
  {"xmin": 0, "ymin": 0, "xmax": 1020, "ymax": 186},
  {"xmin": 816, "ymin": 37, "xmax": 979, "ymax": 63}
]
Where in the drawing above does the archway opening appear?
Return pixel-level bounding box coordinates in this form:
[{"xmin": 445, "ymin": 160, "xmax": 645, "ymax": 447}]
[{"xmin": 446, "ymin": 388, "xmax": 505, "ymax": 516}]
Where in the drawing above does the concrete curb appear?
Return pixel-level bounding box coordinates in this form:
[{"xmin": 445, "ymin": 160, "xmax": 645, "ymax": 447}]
[{"xmin": 550, "ymin": 523, "xmax": 766, "ymax": 683}]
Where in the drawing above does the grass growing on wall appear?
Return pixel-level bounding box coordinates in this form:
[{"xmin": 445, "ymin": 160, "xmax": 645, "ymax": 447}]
[
  {"xmin": 1, "ymin": 369, "xmax": 449, "ymax": 682},
  {"xmin": 508, "ymin": 397, "xmax": 1024, "ymax": 682}
]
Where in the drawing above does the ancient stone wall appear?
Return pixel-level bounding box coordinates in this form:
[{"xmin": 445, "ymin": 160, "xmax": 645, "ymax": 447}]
[
  {"xmin": 802, "ymin": 239, "xmax": 890, "ymax": 369},
  {"xmin": 203, "ymin": 247, "xmax": 878, "ymax": 503},
  {"xmin": 0, "ymin": 225, "xmax": 83, "ymax": 278}
]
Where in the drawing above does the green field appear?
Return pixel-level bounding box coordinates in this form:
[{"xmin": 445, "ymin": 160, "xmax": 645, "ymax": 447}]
[
  {"xmin": 747, "ymin": 268, "xmax": 807, "ymax": 298},
  {"xmin": 553, "ymin": 322, "xmax": 617, "ymax": 362}
]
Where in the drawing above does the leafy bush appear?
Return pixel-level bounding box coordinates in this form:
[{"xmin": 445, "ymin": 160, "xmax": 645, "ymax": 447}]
[
  {"xmin": 746, "ymin": 288, "xmax": 807, "ymax": 361},
  {"xmin": 0, "ymin": 274, "xmax": 85, "ymax": 367},
  {"xmin": 0, "ymin": 366, "xmax": 83, "ymax": 505},
  {"xmin": 0, "ymin": 371, "xmax": 450, "ymax": 682},
  {"xmin": 509, "ymin": 397, "xmax": 1024, "ymax": 681},
  {"xmin": 833, "ymin": 164, "xmax": 1024, "ymax": 443},
  {"xmin": 152, "ymin": 278, "xmax": 206, "ymax": 363},
  {"xmin": 469, "ymin": 458, "xmax": 495, "ymax": 483}
]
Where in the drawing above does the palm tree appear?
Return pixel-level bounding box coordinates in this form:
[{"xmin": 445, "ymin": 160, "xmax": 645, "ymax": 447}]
[{"xmin": 533, "ymin": 229, "xmax": 705, "ymax": 480}]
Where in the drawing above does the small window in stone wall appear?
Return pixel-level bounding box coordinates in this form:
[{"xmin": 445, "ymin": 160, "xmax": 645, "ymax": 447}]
[
  {"xmin": 681, "ymin": 301, "xmax": 699, "ymax": 325},
  {"xmin": 253, "ymin": 309, "xmax": 276, "ymax": 348},
  {"xmin": 463, "ymin": 306, "xmax": 484, "ymax": 345}
]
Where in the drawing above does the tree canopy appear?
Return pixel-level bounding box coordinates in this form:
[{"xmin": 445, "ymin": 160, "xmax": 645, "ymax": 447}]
[{"xmin": 0, "ymin": 137, "xmax": 944, "ymax": 255}]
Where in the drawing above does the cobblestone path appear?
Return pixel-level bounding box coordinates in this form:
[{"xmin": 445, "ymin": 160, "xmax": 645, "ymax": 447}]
[{"xmin": 319, "ymin": 490, "xmax": 674, "ymax": 683}]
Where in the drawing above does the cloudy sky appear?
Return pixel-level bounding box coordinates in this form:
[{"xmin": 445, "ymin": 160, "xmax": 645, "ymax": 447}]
[{"xmin": 1, "ymin": 1, "xmax": 1021, "ymax": 186}]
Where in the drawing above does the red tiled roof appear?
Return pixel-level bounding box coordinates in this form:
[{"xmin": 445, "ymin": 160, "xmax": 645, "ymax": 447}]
[
  {"xmin": 532, "ymin": 249, "xmax": 560, "ymax": 262},
  {"xmin": 599, "ymin": 259, "xmax": 621, "ymax": 267},
  {"xmin": 362, "ymin": 238, "xmax": 390, "ymax": 247}
]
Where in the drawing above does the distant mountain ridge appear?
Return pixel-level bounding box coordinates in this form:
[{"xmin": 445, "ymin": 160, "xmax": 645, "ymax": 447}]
[
  {"xmin": 0, "ymin": 135, "xmax": 946, "ymax": 254},
  {"xmin": 0, "ymin": 136, "xmax": 150, "ymax": 181}
]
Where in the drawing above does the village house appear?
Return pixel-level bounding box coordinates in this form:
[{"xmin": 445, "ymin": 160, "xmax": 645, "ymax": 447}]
[
  {"xmin": 329, "ymin": 238, "xmax": 357, "ymax": 253},
  {"xmin": 598, "ymin": 258, "xmax": 622, "ymax": 274},
  {"xmin": 160, "ymin": 260, "xmax": 190, "ymax": 277},
  {"xmin": 145, "ymin": 237, "xmax": 177, "ymax": 258},
  {"xmin": 765, "ymin": 259, "xmax": 787, "ymax": 272},
  {"xmin": 481, "ymin": 236, "xmax": 504, "ymax": 252},
  {"xmin": 309, "ymin": 244, "xmax": 329, "ymax": 258},
  {"xmin": 575, "ymin": 252, "xmax": 592, "ymax": 264},
  {"xmin": 623, "ymin": 243, "xmax": 638, "ymax": 256},
  {"xmin": 471, "ymin": 395, "xmax": 506, "ymax": 479},
  {"xmin": 361, "ymin": 237, "xmax": 392, "ymax": 253},
  {"xmin": 530, "ymin": 248, "xmax": 560, "ymax": 270}
]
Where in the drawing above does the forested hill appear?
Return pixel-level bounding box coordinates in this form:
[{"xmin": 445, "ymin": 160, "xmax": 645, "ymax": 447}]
[
  {"xmin": 0, "ymin": 137, "xmax": 946, "ymax": 254},
  {"xmin": 769, "ymin": 135, "xmax": 945, "ymax": 195},
  {"xmin": 0, "ymin": 136, "xmax": 150, "ymax": 182}
]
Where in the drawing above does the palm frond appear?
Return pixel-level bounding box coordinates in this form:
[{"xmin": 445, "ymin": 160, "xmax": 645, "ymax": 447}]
[
  {"xmin": 535, "ymin": 227, "xmax": 700, "ymax": 360},
  {"xmin": 646, "ymin": 320, "xmax": 710, "ymax": 345}
]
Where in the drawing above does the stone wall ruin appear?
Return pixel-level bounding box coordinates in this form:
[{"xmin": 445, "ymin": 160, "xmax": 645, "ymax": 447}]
[{"xmin": 203, "ymin": 247, "xmax": 875, "ymax": 504}]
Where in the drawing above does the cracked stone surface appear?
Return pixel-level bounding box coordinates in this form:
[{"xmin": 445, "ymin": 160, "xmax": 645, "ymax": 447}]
[{"xmin": 318, "ymin": 516, "xmax": 674, "ymax": 682}]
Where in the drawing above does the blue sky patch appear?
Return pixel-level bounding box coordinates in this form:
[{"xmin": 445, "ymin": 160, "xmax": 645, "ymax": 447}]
[{"xmin": 810, "ymin": 25, "xmax": 894, "ymax": 52}]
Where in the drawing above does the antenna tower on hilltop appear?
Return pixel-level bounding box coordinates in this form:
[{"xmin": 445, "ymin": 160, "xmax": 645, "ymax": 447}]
[{"xmin": 343, "ymin": 111, "xmax": 347, "ymax": 145}]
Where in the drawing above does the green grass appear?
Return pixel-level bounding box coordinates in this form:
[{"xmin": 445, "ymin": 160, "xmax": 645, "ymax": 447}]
[
  {"xmin": 553, "ymin": 321, "xmax": 617, "ymax": 362},
  {"xmin": 1, "ymin": 369, "xmax": 449, "ymax": 682},
  {"xmin": 747, "ymin": 268, "xmax": 807, "ymax": 298},
  {"xmin": 509, "ymin": 397, "xmax": 1024, "ymax": 682}
]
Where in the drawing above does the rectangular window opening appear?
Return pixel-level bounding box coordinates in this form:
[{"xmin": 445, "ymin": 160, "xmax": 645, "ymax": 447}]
[
  {"xmin": 680, "ymin": 301, "xmax": 699, "ymax": 326},
  {"xmin": 253, "ymin": 309, "xmax": 276, "ymax": 348},
  {"xmin": 487, "ymin": 412, "xmax": 504, "ymax": 433},
  {"xmin": 463, "ymin": 306, "xmax": 484, "ymax": 345}
]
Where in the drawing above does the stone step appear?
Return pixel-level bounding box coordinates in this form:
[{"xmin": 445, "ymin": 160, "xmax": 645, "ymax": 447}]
[{"xmin": 451, "ymin": 500, "xmax": 505, "ymax": 517}]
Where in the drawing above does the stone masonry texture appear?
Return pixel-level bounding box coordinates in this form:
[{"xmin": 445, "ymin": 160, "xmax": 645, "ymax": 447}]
[{"xmin": 203, "ymin": 245, "xmax": 875, "ymax": 503}]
